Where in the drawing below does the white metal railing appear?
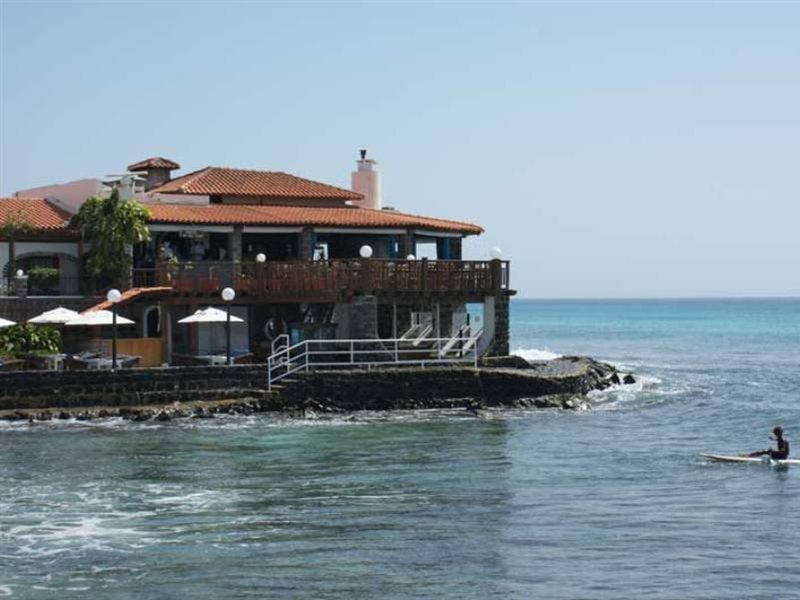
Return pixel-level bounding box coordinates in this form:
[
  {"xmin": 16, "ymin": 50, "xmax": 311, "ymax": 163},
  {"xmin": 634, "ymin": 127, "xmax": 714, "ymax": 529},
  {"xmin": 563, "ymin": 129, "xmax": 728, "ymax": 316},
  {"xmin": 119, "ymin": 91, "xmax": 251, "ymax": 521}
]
[{"xmin": 267, "ymin": 333, "xmax": 482, "ymax": 392}]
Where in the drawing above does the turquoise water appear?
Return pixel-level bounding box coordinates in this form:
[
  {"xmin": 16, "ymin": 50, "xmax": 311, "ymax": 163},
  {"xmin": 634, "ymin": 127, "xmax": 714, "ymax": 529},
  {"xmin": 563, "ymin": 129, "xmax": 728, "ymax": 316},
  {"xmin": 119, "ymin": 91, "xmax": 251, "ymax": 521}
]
[{"xmin": 1, "ymin": 298, "xmax": 799, "ymax": 599}]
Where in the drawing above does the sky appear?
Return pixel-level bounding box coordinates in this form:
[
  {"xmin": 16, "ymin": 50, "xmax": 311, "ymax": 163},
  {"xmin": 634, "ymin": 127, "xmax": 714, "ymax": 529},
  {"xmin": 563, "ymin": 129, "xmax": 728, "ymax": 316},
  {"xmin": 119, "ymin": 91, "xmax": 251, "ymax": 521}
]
[{"xmin": 1, "ymin": 1, "xmax": 798, "ymax": 298}]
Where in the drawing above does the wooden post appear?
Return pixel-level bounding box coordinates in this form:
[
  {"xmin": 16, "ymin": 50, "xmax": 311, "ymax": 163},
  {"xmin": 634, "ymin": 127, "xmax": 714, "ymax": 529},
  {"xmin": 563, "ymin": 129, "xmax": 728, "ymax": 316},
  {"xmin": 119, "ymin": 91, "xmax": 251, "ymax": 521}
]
[
  {"xmin": 76, "ymin": 238, "xmax": 84, "ymax": 290},
  {"xmin": 490, "ymin": 259, "xmax": 503, "ymax": 294},
  {"xmin": 188, "ymin": 301, "xmax": 199, "ymax": 355},
  {"xmin": 435, "ymin": 303, "xmax": 441, "ymax": 354},
  {"xmin": 8, "ymin": 240, "xmax": 15, "ymax": 278},
  {"xmin": 420, "ymin": 257, "xmax": 428, "ymax": 292},
  {"xmin": 161, "ymin": 301, "xmax": 172, "ymax": 365}
]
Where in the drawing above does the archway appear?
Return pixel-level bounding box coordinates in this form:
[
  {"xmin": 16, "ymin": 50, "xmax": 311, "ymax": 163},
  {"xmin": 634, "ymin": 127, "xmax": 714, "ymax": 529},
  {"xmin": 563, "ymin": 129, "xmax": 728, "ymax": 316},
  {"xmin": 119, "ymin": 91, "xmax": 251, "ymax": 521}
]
[{"xmin": 143, "ymin": 305, "xmax": 161, "ymax": 338}]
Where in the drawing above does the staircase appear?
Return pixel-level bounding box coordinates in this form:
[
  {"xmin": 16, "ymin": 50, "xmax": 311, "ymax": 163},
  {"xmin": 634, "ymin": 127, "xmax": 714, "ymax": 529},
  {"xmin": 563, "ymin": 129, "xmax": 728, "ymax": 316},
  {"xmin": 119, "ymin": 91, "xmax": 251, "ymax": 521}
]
[{"xmin": 266, "ymin": 330, "xmax": 483, "ymax": 392}]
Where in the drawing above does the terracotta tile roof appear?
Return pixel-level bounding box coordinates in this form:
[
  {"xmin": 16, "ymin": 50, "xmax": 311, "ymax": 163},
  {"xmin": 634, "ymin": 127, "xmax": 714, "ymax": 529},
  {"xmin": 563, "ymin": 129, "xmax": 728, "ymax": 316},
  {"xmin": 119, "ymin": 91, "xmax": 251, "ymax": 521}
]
[
  {"xmin": 128, "ymin": 157, "xmax": 180, "ymax": 171},
  {"xmin": 87, "ymin": 286, "xmax": 173, "ymax": 311},
  {"xmin": 149, "ymin": 166, "xmax": 362, "ymax": 200},
  {"xmin": 0, "ymin": 197, "xmax": 73, "ymax": 231},
  {"xmin": 146, "ymin": 204, "xmax": 482, "ymax": 235}
]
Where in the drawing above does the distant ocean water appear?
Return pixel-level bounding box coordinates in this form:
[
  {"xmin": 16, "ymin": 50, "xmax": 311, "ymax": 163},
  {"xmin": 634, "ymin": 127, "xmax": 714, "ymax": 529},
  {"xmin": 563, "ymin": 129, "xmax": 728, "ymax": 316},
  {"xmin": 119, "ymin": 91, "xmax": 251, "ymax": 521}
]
[{"xmin": 1, "ymin": 298, "xmax": 799, "ymax": 599}]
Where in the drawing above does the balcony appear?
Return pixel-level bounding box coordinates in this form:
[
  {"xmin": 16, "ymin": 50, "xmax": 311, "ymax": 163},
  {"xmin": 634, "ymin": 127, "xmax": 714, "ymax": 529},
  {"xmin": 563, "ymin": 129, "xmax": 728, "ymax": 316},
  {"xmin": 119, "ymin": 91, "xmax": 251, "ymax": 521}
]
[
  {"xmin": 132, "ymin": 259, "xmax": 510, "ymax": 301},
  {"xmin": 1, "ymin": 276, "xmax": 85, "ymax": 297}
]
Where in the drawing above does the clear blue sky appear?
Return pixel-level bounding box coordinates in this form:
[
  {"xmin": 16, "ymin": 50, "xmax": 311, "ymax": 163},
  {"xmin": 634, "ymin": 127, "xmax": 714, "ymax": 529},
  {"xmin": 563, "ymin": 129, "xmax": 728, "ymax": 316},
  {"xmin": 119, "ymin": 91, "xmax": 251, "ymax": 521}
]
[{"xmin": 1, "ymin": 2, "xmax": 798, "ymax": 298}]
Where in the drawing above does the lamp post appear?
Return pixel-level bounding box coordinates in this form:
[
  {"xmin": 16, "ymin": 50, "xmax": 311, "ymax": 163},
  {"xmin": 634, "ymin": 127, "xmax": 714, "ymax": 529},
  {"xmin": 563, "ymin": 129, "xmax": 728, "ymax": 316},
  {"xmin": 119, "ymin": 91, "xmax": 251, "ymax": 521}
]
[
  {"xmin": 359, "ymin": 245, "xmax": 373, "ymax": 259},
  {"xmin": 256, "ymin": 253, "xmax": 266, "ymax": 263},
  {"xmin": 106, "ymin": 288, "xmax": 122, "ymax": 371},
  {"xmin": 221, "ymin": 287, "xmax": 235, "ymax": 365}
]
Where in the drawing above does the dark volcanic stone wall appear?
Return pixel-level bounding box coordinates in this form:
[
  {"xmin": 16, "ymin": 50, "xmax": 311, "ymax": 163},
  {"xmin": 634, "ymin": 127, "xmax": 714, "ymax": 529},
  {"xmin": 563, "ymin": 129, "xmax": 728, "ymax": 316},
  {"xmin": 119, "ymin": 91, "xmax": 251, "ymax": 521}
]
[
  {"xmin": 0, "ymin": 365, "xmax": 270, "ymax": 410},
  {"xmin": 283, "ymin": 357, "xmax": 616, "ymax": 411},
  {"xmin": 487, "ymin": 293, "xmax": 510, "ymax": 357}
]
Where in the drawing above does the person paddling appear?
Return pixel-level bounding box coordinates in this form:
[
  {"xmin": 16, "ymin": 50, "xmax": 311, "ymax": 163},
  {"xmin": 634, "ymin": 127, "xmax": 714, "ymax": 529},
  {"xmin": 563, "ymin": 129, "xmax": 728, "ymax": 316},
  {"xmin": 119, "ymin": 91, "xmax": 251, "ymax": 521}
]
[{"xmin": 746, "ymin": 426, "xmax": 789, "ymax": 460}]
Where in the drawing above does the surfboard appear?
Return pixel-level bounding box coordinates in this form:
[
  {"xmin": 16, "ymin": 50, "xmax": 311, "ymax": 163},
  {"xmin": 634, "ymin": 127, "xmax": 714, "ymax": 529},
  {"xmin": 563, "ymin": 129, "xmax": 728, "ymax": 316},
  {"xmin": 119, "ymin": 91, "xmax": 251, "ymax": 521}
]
[{"xmin": 701, "ymin": 453, "xmax": 800, "ymax": 466}]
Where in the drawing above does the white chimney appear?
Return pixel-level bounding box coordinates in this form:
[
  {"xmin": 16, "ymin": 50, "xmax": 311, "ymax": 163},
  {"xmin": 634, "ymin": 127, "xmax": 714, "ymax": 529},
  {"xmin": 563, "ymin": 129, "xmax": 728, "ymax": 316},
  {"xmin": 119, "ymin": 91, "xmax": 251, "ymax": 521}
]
[{"xmin": 351, "ymin": 149, "xmax": 382, "ymax": 210}]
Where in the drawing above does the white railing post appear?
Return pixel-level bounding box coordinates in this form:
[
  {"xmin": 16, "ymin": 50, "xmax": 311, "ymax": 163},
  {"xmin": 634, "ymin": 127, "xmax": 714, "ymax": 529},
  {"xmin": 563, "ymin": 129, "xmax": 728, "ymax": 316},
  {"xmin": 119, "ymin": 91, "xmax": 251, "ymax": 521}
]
[{"xmin": 267, "ymin": 334, "xmax": 483, "ymax": 388}]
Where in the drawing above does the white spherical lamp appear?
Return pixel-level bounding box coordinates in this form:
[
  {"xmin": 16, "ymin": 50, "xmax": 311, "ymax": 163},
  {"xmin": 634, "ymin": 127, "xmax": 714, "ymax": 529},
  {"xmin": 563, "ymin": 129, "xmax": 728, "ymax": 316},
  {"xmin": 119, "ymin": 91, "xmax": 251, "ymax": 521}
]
[
  {"xmin": 489, "ymin": 247, "xmax": 503, "ymax": 260},
  {"xmin": 406, "ymin": 254, "xmax": 416, "ymax": 260},
  {"xmin": 359, "ymin": 245, "xmax": 373, "ymax": 259},
  {"xmin": 221, "ymin": 287, "xmax": 236, "ymax": 302},
  {"xmin": 256, "ymin": 253, "xmax": 266, "ymax": 263},
  {"xmin": 106, "ymin": 288, "xmax": 122, "ymax": 304},
  {"xmin": 15, "ymin": 269, "xmax": 24, "ymax": 278}
]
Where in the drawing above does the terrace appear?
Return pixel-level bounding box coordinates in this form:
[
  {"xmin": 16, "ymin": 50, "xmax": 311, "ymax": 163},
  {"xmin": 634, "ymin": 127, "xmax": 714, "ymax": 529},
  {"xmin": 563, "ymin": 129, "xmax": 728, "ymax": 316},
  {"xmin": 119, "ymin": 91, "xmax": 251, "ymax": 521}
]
[{"xmin": 132, "ymin": 258, "xmax": 511, "ymax": 302}]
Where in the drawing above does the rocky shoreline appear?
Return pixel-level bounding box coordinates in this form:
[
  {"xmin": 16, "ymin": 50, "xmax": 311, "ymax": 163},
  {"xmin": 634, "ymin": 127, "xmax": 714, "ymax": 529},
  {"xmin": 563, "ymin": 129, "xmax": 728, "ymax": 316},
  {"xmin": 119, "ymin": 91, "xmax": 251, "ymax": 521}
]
[{"xmin": 0, "ymin": 356, "xmax": 635, "ymax": 423}]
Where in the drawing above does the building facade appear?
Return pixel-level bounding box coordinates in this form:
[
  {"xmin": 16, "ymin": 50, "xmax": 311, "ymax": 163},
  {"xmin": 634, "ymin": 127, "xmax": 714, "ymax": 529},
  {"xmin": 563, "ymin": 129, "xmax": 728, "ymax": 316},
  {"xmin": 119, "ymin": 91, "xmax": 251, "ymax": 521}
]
[{"xmin": 1, "ymin": 152, "xmax": 512, "ymax": 364}]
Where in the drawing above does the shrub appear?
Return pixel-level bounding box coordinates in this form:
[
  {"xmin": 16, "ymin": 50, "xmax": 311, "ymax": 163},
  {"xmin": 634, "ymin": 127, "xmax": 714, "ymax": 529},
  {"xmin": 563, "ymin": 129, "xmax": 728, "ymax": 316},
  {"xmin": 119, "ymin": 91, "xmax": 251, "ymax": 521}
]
[
  {"xmin": 0, "ymin": 324, "xmax": 62, "ymax": 357},
  {"xmin": 28, "ymin": 267, "xmax": 60, "ymax": 295},
  {"xmin": 70, "ymin": 187, "xmax": 151, "ymax": 288}
]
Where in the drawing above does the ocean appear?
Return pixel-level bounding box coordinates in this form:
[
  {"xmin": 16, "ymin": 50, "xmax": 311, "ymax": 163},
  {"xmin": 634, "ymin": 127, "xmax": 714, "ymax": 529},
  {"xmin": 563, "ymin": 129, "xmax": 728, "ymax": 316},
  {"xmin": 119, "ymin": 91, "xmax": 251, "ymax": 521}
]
[{"xmin": 1, "ymin": 298, "xmax": 799, "ymax": 599}]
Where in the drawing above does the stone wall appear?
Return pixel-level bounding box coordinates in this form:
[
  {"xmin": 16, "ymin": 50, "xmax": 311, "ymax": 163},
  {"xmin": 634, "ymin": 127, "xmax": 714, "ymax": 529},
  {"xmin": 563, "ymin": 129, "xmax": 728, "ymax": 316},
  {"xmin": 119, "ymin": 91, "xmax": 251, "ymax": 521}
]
[
  {"xmin": 0, "ymin": 356, "xmax": 624, "ymax": 419},
  {"xmin": 0, "ymin": 365, "xmax": 270, "ymax": 411},
  {"xmin": 486, "ymin": 293, "xmax": 510, "ymax": 356},
  {"xmin": 350, "ymin": 295, "xmax": 378, "ymax": 339},
  {"xmin": 283, "ymin": 356, "xmax": 618, "ymax": 411},
  {"xmin": 298, "ymin": 228, "xmax": 315, "ymax": 260}
]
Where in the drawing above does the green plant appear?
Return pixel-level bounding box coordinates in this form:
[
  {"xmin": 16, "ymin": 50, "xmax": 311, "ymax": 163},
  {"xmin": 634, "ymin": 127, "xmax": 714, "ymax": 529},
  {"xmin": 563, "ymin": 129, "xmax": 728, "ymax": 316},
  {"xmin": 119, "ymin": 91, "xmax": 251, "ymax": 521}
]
[
  {"xmin": 0, "ymin": 209, "xmax": 34, "ymax": 239},
  {"xmin": 28, "ymin": 266, "xmax": 60, "ymax": 294},
  {"xmin": 0, "ymin": 210, "xmax": 34, "ymax": 276},
  {"xmin": 70, "ymin": 187, "xmax": 152, "ymax": 288},
  {"xmin": 0, "ymin": 324, "xmax": 61, "ymax": 357}
]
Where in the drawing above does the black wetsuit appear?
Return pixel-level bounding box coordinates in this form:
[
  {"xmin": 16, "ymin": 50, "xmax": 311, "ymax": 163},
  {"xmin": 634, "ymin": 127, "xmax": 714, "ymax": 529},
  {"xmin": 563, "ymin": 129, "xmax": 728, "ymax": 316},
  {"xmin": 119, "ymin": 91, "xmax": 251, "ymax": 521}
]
[{"xmin": 770, "ymin": 438, "xmax": 790, "ymax": 460}]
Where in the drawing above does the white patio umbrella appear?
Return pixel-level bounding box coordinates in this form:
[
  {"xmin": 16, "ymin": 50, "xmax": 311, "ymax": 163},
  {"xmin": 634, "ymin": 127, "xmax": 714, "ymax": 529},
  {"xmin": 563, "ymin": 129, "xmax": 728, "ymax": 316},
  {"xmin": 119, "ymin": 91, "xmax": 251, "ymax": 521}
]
[
  {"xmin": 177, "ymin": 307, "xmax": 244, "ymax": 324},
  {"xmin": 64, "ymin": 310, "xmax": 135, "ymax": 327},
  {"xmin": 0, "ymin": 317, "xmax": 16, "ymax": 328},
  {"xmin": 28, "ymin": 306, "xmax": 82, "ymax": 324},
  {"xmin": 178, "ymin": 305, "xmax": 244, "ymax": 366}
]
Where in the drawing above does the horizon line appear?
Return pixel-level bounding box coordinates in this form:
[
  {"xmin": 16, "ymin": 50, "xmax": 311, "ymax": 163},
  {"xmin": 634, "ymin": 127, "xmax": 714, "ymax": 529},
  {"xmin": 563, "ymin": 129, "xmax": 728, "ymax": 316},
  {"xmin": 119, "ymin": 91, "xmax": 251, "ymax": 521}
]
[{"xmin": 512, "ymin": 295, "xmax": 800, "ymax": 301}]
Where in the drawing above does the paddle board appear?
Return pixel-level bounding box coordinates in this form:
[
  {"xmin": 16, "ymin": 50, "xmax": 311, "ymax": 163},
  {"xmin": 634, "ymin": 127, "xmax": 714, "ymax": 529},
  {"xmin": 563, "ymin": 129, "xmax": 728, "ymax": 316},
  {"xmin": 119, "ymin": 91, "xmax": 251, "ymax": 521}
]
[{"xmin": 701, "ymin": 453, "xmax": 800, "ymax": 466}]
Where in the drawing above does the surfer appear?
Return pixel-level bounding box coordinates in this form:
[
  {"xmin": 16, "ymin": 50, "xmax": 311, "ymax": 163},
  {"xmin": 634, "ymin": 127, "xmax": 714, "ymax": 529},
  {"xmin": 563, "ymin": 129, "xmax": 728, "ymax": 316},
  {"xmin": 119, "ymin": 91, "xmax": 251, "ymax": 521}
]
[{"xmin": 745, "ymin": 426, "xmax": 789, "ymax": 460}]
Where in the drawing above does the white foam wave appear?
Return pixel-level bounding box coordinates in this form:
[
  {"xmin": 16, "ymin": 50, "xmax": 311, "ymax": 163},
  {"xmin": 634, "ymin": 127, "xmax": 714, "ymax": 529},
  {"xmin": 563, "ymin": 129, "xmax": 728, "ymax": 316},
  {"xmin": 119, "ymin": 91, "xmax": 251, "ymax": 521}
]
[
  {"xmin": 4, "ymin": 516, "xmax": 153, "ymax": 558},
  {"xmin": 513, "ymin": 347, "xmax": 561, "ymax": 361}
]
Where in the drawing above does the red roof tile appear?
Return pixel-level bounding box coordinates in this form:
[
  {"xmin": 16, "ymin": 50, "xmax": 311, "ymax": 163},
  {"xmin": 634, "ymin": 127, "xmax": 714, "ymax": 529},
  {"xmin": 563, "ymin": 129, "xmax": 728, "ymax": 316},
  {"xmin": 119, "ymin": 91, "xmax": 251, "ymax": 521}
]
[
  {"xmin": 128, "ymin": 157, "xmax": 180, "ymax": 171},
  {"xmin": 149, "ymin": 166, "xmax": 362, "ymax": 200},
  {"xmin": 146, "ymin": 203, "xmax": 482, "ymax": 235},
  {"xmin": 0, "ymin": 197, "xmax": 73, "ymax": 231},
  {"xmin": 87, "ymin": 286, "xmax": 173, "ymax": 311}
]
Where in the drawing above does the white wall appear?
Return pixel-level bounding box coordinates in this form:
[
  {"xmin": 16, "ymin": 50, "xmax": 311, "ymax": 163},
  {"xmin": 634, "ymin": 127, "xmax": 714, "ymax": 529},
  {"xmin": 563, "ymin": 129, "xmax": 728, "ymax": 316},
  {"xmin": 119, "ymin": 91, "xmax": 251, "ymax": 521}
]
[{"xmin": 1, "ymin": 241, "xmax": 80, "ymax": 276}]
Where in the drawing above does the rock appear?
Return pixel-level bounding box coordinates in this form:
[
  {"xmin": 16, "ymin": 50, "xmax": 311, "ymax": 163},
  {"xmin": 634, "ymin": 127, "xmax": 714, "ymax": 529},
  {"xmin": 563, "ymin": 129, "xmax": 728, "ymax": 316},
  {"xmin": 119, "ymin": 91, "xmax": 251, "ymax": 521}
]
[
  {"xmin": 479, "ymin": 355, "xmax": 533, "ymax": 369},
  {"xmin": 623, "ymin": 374, "xmax": 636, "ymax": 385},
  {"xmin": 154, "ymin": 411, "xmax": 171, "ymax": 422},
  {"xmin": 608, "ymin": 373, "xmax": 621, "ymax": 385}
]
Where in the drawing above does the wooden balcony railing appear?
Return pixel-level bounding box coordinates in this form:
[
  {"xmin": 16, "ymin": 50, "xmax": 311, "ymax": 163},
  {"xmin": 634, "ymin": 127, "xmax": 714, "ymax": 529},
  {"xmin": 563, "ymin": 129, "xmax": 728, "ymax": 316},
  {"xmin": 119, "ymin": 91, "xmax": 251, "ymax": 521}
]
[{"xmin": 132, "ymin": 259, "xmax": 510, "ymax": 298}]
